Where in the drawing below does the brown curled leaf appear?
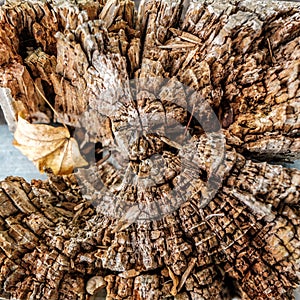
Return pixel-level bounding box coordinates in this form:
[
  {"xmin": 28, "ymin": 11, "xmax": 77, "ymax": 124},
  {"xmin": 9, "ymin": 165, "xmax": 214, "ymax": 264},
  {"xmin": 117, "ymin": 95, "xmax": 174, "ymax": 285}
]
[{"xmin": 13, "ymin": 114, "xmax": 88, "ymax": 175}]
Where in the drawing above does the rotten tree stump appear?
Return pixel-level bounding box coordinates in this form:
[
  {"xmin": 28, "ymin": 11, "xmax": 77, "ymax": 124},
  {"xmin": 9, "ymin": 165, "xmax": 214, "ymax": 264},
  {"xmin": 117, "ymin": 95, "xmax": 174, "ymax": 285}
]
[{"xmin": 0, "ymin": 0, "xmax": 299, "ymax": 299}]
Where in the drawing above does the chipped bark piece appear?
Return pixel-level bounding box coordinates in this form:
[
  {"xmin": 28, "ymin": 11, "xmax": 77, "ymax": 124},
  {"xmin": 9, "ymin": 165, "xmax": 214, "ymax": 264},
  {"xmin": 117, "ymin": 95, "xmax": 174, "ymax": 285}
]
[
  {"xmin": 137, "ymin": 0, "xmax": 183, "ymax": 58},
  {"xmin": 0, "ymin": 180, "xmax": 36, "ymax": 214},
  {"xmin": 184, "ymin": 266, "xmax": 231, "ymax": 300},
  {"xmin": 0, "ymin": 63, "xmax": 49, "ymax": 122},
  {"xmin": 105, "ymin": 274, "xmax": 164, "ymax": 299},
  {"xmin": 24, "ymin": 48, "xmax": 57, "ymax": 86}
]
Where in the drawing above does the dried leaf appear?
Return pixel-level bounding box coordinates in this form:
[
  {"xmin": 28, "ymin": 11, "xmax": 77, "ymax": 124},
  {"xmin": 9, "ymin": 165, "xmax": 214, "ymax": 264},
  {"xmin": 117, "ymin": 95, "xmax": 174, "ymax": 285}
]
[{"xmin": 13, "ymin": 114, "xmax": 88, "ymax": 175}]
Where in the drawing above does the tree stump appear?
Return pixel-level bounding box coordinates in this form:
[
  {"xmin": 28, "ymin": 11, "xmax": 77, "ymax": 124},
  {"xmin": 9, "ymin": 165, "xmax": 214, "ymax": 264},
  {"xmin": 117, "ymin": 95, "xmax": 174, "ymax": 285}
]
[{"xmin": 0, "ymin": 0, "xmax": 299, "ymax": 299}]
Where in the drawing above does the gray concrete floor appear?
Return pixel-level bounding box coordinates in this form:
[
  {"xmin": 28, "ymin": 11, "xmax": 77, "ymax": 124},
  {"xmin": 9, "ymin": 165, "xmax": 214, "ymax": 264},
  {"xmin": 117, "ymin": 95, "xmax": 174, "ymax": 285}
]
[{"xmin": 0, "ymin": 124, "xmax": 46, "ymax": 181}]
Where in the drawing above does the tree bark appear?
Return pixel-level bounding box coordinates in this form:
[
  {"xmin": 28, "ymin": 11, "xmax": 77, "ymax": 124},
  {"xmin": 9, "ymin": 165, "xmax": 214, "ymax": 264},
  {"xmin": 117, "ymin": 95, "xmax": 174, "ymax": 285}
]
[{"xmin": 0, "ymin": 0, "xmax": 299, "ymax": 299}]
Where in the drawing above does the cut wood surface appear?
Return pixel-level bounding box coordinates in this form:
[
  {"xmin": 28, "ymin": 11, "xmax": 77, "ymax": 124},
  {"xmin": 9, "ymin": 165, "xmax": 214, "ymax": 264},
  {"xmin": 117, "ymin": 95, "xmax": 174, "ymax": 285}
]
[{"xmin": 0, "ymin": 0, "xmax": 299, "ymax": 299}]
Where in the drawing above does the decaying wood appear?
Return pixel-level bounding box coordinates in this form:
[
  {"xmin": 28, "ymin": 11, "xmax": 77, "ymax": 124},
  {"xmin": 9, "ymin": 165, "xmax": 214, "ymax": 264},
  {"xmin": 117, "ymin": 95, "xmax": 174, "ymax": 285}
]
[
  {"xmin": 0, "ymin": 149, "xmax": 299, "ymax": 299},
  {"xmin": 0, "ymin": 0, "xmax": 299, "ymax": 299}
]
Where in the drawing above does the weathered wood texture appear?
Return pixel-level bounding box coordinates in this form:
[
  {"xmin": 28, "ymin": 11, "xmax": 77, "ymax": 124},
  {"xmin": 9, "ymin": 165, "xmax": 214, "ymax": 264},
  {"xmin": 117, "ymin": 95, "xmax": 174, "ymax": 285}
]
[
  {"xmin": 0, "ymin": 156, "xmax": 299, "ymax": 299},
  {"xmin": 0, "ymin": 0, "xmax": 299, "ymax": 161},
  {"xmin": 0, "ymin": 0, "xmax": 299, "ymax": 299}
]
